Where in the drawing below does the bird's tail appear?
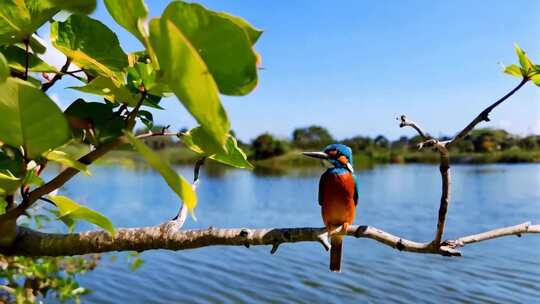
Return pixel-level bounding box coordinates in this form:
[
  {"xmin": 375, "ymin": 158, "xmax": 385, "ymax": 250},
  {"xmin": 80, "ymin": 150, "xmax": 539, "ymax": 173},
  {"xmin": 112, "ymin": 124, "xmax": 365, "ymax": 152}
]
[{"xmin": 330, "ymin": 235, "xmax": 343, "ymax": 272}]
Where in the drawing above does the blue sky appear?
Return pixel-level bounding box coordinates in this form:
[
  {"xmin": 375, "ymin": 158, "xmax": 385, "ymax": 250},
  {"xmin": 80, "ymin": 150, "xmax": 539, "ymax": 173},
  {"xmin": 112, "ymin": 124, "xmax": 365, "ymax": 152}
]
[{"xmin": 42, "ymin": 1, "xmax": 540, "ymax": 141}]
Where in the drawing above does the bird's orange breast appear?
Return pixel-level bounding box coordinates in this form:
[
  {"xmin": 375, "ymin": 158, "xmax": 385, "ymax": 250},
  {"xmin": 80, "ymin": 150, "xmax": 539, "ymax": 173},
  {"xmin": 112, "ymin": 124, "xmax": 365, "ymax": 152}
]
[{"xmin": 320, "ymin": 171, "xmax": 356, "ymax": 229}]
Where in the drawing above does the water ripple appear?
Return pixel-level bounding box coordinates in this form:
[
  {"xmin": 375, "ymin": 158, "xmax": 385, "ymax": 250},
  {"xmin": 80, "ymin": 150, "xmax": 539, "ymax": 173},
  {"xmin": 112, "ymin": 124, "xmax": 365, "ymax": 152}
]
[{"xmin": 66, "ymin": 164, "xmax": 540, "ymax": 303}]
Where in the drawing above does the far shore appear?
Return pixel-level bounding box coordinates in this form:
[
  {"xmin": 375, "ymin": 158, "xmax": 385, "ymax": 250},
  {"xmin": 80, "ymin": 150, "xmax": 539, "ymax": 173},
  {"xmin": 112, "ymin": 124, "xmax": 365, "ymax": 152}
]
[{"xmin": 96, "ymin": 147, "xmax": 540, "ymax": 170}]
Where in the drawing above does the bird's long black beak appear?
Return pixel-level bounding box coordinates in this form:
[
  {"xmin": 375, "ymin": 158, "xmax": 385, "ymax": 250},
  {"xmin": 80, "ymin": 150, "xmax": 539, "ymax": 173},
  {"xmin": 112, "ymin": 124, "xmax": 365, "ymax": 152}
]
[{"xmin": 302, "ymin": 151, "xmax": 328, "ymax": 159}]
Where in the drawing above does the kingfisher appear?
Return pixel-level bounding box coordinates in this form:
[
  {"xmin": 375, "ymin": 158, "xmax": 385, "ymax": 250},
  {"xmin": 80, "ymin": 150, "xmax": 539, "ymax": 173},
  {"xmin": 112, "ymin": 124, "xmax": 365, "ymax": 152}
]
[{"xmin": 303, "ymin": 144, "xmax": 358, "ymax": 272}]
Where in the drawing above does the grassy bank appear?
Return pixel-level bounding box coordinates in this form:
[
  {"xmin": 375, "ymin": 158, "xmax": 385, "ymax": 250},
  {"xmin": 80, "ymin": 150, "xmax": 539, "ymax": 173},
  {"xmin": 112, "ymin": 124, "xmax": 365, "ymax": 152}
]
[
  {"xmin": 101, "ymin": 147, "xmax": 540, "ymax": 170},
  {"xmin": 255, "ymin": 149, "xmax": 540, "ymax": 170}
]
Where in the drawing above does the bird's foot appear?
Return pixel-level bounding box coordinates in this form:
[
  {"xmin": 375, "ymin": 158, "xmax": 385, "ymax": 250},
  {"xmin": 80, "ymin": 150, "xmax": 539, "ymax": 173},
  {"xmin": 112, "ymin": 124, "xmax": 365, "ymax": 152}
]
[{"xmin": 341, "ymin": 223, "xmax": 350, "ymax": 235}]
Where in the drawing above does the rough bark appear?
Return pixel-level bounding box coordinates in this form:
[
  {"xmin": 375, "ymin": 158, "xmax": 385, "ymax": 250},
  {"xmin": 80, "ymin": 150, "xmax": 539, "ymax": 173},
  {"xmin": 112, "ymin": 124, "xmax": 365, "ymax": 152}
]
[
  {"xmin": 0, "ymin": 79, "xmax": 535, "ymax": 258},
  {"xmin": 397, "ymin": 78, "xmax": 529, "ymax": 247},
  {"xmin": 6, "ymin": 222, "xmax": 539, "ymax": 257}
]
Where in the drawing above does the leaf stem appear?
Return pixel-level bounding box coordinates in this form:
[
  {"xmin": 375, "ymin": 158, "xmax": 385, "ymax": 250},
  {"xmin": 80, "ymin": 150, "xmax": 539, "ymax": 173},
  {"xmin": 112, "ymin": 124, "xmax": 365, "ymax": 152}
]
[
  {"xmin": 23, "ymin": 38, "xmax": 29, "ymax": 80},
  {"xmin": 126, "ymin": 89, "xmax": 147, "ymax": 130}
]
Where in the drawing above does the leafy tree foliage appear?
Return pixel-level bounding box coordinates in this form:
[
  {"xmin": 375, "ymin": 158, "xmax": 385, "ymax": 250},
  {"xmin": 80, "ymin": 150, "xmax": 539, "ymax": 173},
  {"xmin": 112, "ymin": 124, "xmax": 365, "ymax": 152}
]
[
  {"xmin": 251, "ymin": 133, "xmax": 289, "ymax": 160},
  {"xmin": 0, "ymin": 0, "xmax": 261, "ymax": 301},
  {"xmin": 0, "ymin": 0, "xmax": 537, "ymax": 302},
  {"xmin": 292, "ymin": 126, "xmax": 334, "ymax": 149}
]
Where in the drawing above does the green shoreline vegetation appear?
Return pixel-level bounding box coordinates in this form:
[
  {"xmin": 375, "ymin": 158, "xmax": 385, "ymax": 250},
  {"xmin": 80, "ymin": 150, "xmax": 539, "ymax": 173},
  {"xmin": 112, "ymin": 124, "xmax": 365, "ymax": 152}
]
[{"xmin": 100, "ymin": 126, "xmax": 540, "ymax": 170}]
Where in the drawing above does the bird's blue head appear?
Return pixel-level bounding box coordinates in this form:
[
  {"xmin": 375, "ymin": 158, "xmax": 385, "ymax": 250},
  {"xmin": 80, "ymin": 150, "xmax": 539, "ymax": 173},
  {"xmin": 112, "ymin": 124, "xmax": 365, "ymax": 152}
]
[{"xmin": 302, "ymin": 143, "xmax": 354, "ymax": 172}]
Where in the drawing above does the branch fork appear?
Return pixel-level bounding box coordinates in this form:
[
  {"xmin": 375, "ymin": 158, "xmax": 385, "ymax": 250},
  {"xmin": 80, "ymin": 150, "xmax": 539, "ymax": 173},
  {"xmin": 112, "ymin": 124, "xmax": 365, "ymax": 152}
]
[
  {"xmin": 398, "ymin": 79, "xmax": 530, "ymax": 249},
  {"xmin": 0, "ymin": 80, "xmax": 536, "ymax": 260}
]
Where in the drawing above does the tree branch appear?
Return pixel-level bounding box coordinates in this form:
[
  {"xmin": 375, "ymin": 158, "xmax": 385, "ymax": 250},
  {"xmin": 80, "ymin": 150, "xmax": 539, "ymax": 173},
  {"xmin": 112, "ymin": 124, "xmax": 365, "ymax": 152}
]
[
  {"xmin": 126, "ymin": 91, "xmax": 147, "ymax": 130},
  {"xmin": 7, "ymin": 222, "xmax": 538, "ymax": 257},
  {"xmin": 399, "ymin": 116, "xmax": 451, "ymax": 245},
  {"xmin": 41, "ymin": 58, "xmax": 72, "ymax": 92},
  {"xmin": 447, "ymin": 78, "xmax": 529, "ymax": 148},
  {"xmin": 136, "ymin": 131, "xmax": 179, "ymax": 140},
  {"xmin": 398, "ymin": 115, "xmax": 431, "ymax": 139},
  {"xmin": 162, "ymin": 157, "xmax": 206, "ymax": 232},
  {"xmin": 10, "ymin": 90, "xmax": 150, "ymax": 218},
  {"xmin": 452, "ymin": 222, "xmax": 540, "ymax": 246},
  {"xmin": 435, "ymin": 150, "xmax": 450, "ymax": 245},
  {"xmin": 10, "ymin": 138, "xmax": 126, "ymax": 217},
  {"xmin": 399, "ymin": 78, "xmax": 530, "ymax": 246}
]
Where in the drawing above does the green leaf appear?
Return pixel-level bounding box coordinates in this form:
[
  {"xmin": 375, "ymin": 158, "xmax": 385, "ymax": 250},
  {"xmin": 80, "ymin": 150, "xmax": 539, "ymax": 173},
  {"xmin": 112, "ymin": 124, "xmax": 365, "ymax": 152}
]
[
  {"xmin": 104, "ymin": 0, "xmax": 148, "ymax": 45},
  {"xmin": 24, "ymin": 74, "xmax": 42, "ymax": 88},
  {"xmin": 125, "ymin": 132, "xmax": 197, "ymax": 213},
  {"xmin": 503, "ymin": 64, "xmax": 522, "ymax": 78},
  {"xmin": 69, "ymin": 76, "xmax": 141, "ymax": 106},
  {"xmin": 51, "ymin": 15, "xmax": 128, "ymax": 83},
  {"xmin": 43, "ymin": 0, "xmax": 97, "ymax": 14},
  {"xmin": 69, "ymin": 77, "xmax": 160, "ymax": 109},
  {"xmin": 0, "ymin": 149, "xmax": 24, "ymax": 177},
  {"xmin": 28, "ymin": 35, "xmax": 46, "ymax": 54},
  {"xmin": 217, "ymin": 13, "xmax": 263, "ymax": 45},
  {"xmin": 0, "ymin": 77, "xmax": 70, "ymax": 158},
  {"xmin": 531, "ymin": 74, "xmax": 540, "ymax": 87},
  {"xmin": 48, "ymin": 195, "xmax": 114, "ymax": 234},
  {"xmin": 22, "ymin": 169, "xmax": 44, "ymax": 187},
  {"xmin": 0, "ymin": 170, "xmax": 21, "ymax": 196},
  {"xmin": 0, "ymin": 52, "xmax": 8, "ymax": 83},
  {"xmin": 149, "ymin": 18, "xmax": 230, "ymax": 151},
  {"xmin": 126, "ymin": 62, "xmax": 170, "ymax": 96},
  {"xmin": 181, "ymin": 127, "xmax": 253, "ymax": 169},
  {"xmin": 137, "ymin": 110, "xmax": 153, "ymax": 130},
  {"xmin": 514, "ymin": 44, "xmax": 532, "ymax": 74},
  {"xmin": 0, "ymin": 198, "xmax": 6, "ymax": 215},
  {"xmin": 0, "ymin": 1, "xmax": 57, "ymax": 46},
  {"xmin": 0, "ymin": 0, "xmax": 96, "ymax": 47},
  {"xmin": 64, "ymin": 99, "xmax": 125, "ymax": 145},
  {"xmin": 103, "ymin": 0, "xmax": 159, "ymax": 68},
  {"xmin": 162, "ymin": 1, "xmax": 260, "ymax": 96},
  {"xmin": 0, "ymin": 45, "xmax": 57, "ymax": 73},
  {"xmin": 214, "ymin": 136, "xmax": 253, "ymax": 169},
  {"xmin": 43, "ymin": 150, "xmax": 90, "ymax": 175}
]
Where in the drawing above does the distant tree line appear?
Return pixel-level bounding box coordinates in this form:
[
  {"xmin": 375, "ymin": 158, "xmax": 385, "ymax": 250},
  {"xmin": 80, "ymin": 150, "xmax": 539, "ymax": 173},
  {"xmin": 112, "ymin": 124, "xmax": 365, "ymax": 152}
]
[
  {"xmin": 135, "ymin": 125, "xmax": 540, "ymax": 163},
  {"xmin": 248, "ymin": 125, "xmax": 540, "ymax": 160}
]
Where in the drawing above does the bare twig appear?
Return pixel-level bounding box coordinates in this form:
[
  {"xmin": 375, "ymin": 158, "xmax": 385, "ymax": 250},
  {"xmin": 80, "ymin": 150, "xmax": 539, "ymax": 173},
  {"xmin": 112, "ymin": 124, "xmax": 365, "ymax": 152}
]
[
  {"xmin": 192, "ymin": 157, "xmax": 206, "ymax": 189},
  {"xmin": 398, "ymin": 77, "xmax": 531, "ymax": 246},
  {"xmin": 435, "ymin": 149, "xmax": 450, "ymax": 245},
  {"xmin": 447, "ymin": 78, "xmax": 529, "ymax": 148},
  {"xmin": 162, "ymin": 157, "xmax": 207, "ymax": 233},
  {"xmin": 398, "ymin": 115, "xmax": 431, "ymax": 139},
  {"xmin": 37, "ymin": 197, "xmax": 56, "ymax": 206},
  {"xmin": 136, "ymin": 131, "xmax": 178, "ymax": 140},
  {"xmin": 41, "ymin": 58, "xmax": 72, "ymax": 92},
  {"xmin": 126, "ymin": 90, "xmax": 147, "ymax": 130},
  {"xmin": 399, "ymin": 116, "xmax": 451, "ymax": 245},
  {"xmin": 8, "ymin": 222, "xmax": 538, "ymax": 257},
  {"xmin": 441, "ymin": 222, "xmax": 540, "ymax": 250},
  {"xmin": 64, "ymin": 71, "xmax": 85, "ymax": 82}
]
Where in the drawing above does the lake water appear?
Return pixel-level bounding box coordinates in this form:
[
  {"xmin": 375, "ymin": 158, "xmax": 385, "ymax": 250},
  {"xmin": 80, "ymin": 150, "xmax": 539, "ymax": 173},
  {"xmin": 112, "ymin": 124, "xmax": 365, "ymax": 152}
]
[{"xmin": 47, "ymin": 164, "xmax": 540, "ymax": 303}]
